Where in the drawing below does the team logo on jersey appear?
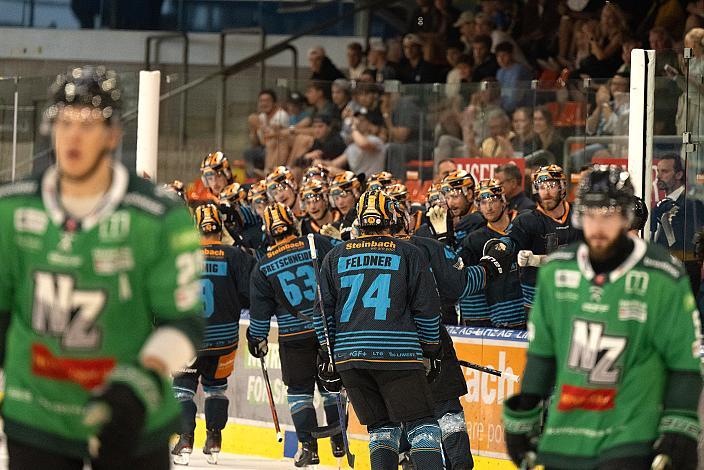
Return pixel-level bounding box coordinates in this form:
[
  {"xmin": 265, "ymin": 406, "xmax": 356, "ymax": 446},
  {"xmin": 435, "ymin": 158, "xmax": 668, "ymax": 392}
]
[
  {"xmin": 98, "ymin": 211, "xmax": 130, "ymax": 242},
  {"xmin": 555, "ymin": 270, "xmax": 580, "ymax": 289},
  {"xmin": 557, "ymin": 384, "xmax": 617, "ymax": 411},
  {"xmin": 589, "ymin": 286, "xmax": 603, "ymax": 302},
  {"xmin": 618, "ymin": 300, "xmax": 647, "ymax": 323},
  {"xmin": 14, "ymin": 208, "xmax": 48, "ymax": 234},
  {"xmin": 624, "ymin": 271, "xmax": 649, "ymax": 296},
  {"xmin": 567, "ymin": 319, "xmax": 627, "ymax": 385},
  {"xmin": 92, "ymin": 247, "xmax": 134, "ymax": 275}
]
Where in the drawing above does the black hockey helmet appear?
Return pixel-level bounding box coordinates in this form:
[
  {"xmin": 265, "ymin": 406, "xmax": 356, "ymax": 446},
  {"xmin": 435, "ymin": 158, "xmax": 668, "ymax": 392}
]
[
  {"xmin": 194, "ymin": 203, "xmax": 223, "ymax": 235},
  {"xmin": 263, "ymin": 202, "xmax": 299, "ymax": 239},
  {"xmin": 356, "ymin": 189, "xmax": 396, "ymax": 230},
  {"xmin": 45, "ymin": 65, "xmax": 122, "ymax": 124},
  {"xmin": 574, "ymin": 165, "xmax": 634, "ymax": 227}
]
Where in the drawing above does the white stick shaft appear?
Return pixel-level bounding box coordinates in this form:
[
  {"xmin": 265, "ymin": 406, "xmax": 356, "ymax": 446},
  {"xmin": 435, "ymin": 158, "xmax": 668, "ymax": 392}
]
[
  {"xmin": 307, "ymin": 234, "xmax": 317, "ymax": 259},
  {"xmin": 136, "ymin": 70, "xmax": 161, "ymax": 181}
]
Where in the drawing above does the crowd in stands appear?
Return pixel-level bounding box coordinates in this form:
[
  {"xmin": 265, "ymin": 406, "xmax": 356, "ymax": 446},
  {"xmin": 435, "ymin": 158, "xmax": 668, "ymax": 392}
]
[{"xmin": 243, "ymin": 0, "xmax": 704, "ymax": 184}]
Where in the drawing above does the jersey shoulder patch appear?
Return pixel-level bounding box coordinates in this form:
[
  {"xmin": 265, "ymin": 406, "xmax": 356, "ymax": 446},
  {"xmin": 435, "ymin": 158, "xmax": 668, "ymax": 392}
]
[
  {"xmin": 545, "ymin": 242, "xmax": 579, "ymax": 263},
  {"xmin": 640, "ymin": 243, "xmax": 686, "ymax": 279},
  {"xmin": 122, "ymin": 173, "xmax": 180, "ymax": 216}
]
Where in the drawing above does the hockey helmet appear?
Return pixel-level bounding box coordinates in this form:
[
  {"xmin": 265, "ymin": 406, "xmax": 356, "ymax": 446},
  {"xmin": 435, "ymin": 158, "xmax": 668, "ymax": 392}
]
[
  {"xmin": 263, "ymin": 202, "xmax": 298, "ymax": 238},
  {"xmin": 194, "ymin": 203, "xmax": 223, "ymax": 235},
  {"xmin": 356, "ymin": 189, "xmax": 396, "ymax": 229},
  {"xmin": 200, "ymin": 151, "xmax": 233, "ymax": 186},
  {"xmin": 574, "ymin": 165, "xmax": 635, "ymax": 227},
  {"xmin": 300, "ymin": 179, "xmax": 329, "ymax": 208},
  {"xmin": 219, "ymin": 182, "xmax": 247, "ymax": 206},
  {"xmin": 426, "ymin": 183, "xmax": 445, "ymax": 208},
  {"xmin": 386, "ymin": 183, "xmax": 409, "ymax": 203},
  {"xmin": 45, "ymin": 65, "xmax": 122, "ymax": 124},
  {"xmin": 248, "ymin": 180, "xmax": 269, "ymax": 205},
  {"xmin": 302, "ymin": 164, "xmax": 331, "ymax": 186},
  {"xmin": 266, "ymin": 166, "xmax": 297, "ymax": 199},
  {"xmin": 475, "ymin": 178, "xmax": 505, "ymax": 201},
  {"xmin": 366, "ymin": 171, "xmax": 394, "ymax": 191},
  {"xmin": 532, "ymin": 164, "xmax": 566, "ymax": 194},
  {"xmin": 441, "ymin": 170, "xmax": 476, "ymax": 196},
  {"xmin": 330, "ymin": 171, "xmax": 361, "ymax": 197}
]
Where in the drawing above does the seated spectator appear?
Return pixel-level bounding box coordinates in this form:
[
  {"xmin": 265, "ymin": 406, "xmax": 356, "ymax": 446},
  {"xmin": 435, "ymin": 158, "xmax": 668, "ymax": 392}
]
[
  {"xmin": 398, "ymin": 33, "xmax": 439, "ymax": 84},
  {"xmin": 516, "ymin": 0, "xmax": 560, "ymax": 68},
  {"xmin": 317, "ymin": 108, "xmax": 387, "ymax": 176},
  {"xmin": 471, "ymin": 34, "xmax": 499, "ymax": 81},
  {"xmin": 295, "ymin": 114, "xmax": 347, "ymax": 168},
  {"xmin": 245, "ymin": 89, "xmax": 290, "ymax": 177},
  {"xmin": 308, "ymin": 46, "xmax": 344, "ymax": 92},
  {"xmin": 454, "ymin": 10, "xmax": 475, "ymax": 54},
  {"xmin": 444, "ymin": 42, "xmax": 464, "ymax": 84},
  {"xmin": 346, "ymin": 42, "xmax": 366, "ymax": 80},
  {"xmin": 480, "ymin": 109, "xmax": 514, "ymax": 158},
  {"xmin": 446, "ymin": 52, "xmax": 473, "ymax": 98},
  {"xmin": 532, "ymin": 106, "xmax": 564, "ymax": 165},
  {"xmin": 285, "ymin": 92, "xmax": 313, "ymax": 126},
  {"xmin": 331, "ymin": 78, "xmax": 352, "ymax": 122},
  {"xmin": 573, "ymin": 2, "xmax": 627, "ymax": 79},
  {"xmin": 616, "ymin": 36, "xmax": 640, "ymax": 75},
  {"xmin": 367, "ymin": 39, "xmax": 399, "ymax": 83},
  {"xmin": 358, "ymin": 69, "xmax": 377, "ymax": 83},
  {"xmin": 495, "ymin": 41, "xmax": 533, "ymax": 114},
  {"xmin": 510, "ymin": 107, "xmax": 540, "ymax": 158},
  {"xmin": 494, "ymin": 163, "xmax": 536, "ymax": 212},
  {"xmin": 305, "ymin": 81, "xmax": 337, "ymax": 124},
  {"xmin": 474, "ymin": 12, "xmax": 530, "ymax": 67}
]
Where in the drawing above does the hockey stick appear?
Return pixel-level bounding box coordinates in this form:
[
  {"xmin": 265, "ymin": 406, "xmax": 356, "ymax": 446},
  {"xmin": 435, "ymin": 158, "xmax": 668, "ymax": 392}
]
[
  {"xmin": 458, "ymin": 359, "xmax": 521, "ymax": 382},
  {"xmin": 307, "ymin": 234, "xmax": 356, "ymax": 468},
  {"xmin": 259, "ymin": 356, "xmax": 283, "ymax": 443},
  {"xmin": 650, "ymin": 455, "xmax": 670, "ymax": 470}
]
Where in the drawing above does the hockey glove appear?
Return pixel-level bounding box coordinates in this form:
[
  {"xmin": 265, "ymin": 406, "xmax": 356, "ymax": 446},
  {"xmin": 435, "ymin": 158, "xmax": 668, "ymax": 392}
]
[
  {"xmin": 503, "ymin": 394, "xmax": 542, "ymax": 469},
  {"xmin": 84, "ymin": 364, "xmax": 162, "ymax": 462},
  {"xmin": 317, "ymin": 349, "xmax": 343, "ymax": 393},
  {"xmin": 480, "ymin": 238, "xmax": 512, "ymax": 280},
  {"xmin": 428, "ymin": 205, "xmax": 453, "ymax": 242},
  {"xmin": 246, "ymin": 328, "xmax": 268, "ymax": 358},
  {"xmin": 320, "ymin": 224, "xmax": 342, "ymax": 240},
  {"xmin": 652, "ymin": 414, "xmax": 700, "ymax": 470},
  {"xmin": 517, "ymin": 250, "xmax": 546, "ymax": 268}
]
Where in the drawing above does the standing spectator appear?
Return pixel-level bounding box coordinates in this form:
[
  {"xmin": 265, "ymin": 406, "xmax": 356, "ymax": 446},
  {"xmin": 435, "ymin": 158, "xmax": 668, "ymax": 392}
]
[
  {"xmin": 308, "ymin": 46, "xmax": 344, "ymax": 95},
  {"xmin": 649, "ymin": 26, "xmax": 679, "ymax": 135},
  {"xmin": 495, "ymin": 42, "xmax": 534, "ymax": 114},
  {"xmin": 533, "ymin": 107, "xmax": 564, "ymax": 165},
  {"xmin": 398, "ymin": 34, "xmax": 439, "ymax": 84},
  {"xmin": 509, "ymin": 107, "xmax": 539, "ymax": 158},
  {"xmin": 454, "ymin": 10, "xmax": 475, "ymax": 54},
  {"xmin": 494, "ymin": 163, "xmax": 536, "ymax": 212},
  {"xmin": 246, "ymin": 89, "xmax": 290, "ymax": 176},
  {"xmin": 346, "ymin": 42, "xmax": 366, "ymax": 80},
  {"xmin": 367, "ymin": 39, "xmax": 399, "ymax": 83},
  {"xmin": 471, "ymin": 34, "xmax": 499, "ymax": 82}
]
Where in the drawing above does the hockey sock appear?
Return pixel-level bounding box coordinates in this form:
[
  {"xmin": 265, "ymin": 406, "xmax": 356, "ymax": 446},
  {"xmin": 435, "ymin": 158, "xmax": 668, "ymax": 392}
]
[
  {"xmin": 173, "ymin": 387, "xmax": 197, "ymax": 435},
  {"xmin": 368, "ymin": 424, "xmax": 401, "ymax": 470},
  {"xmin": 407, "ymin": 418, "xmax": 443, "ymax": 469},
  {"xmin": 287, "ymin": 391, "xmax": 317, "ymax": 443},
  {"xmin": 320, "ymin": 390, "xmax": 341, "ymax": 426},
  {"xmin": 204, "ymin": 386, "xmax": 230, "ymax": 432},
  {"xmin": 438, "ymin": 411, "xmax": 473, "ymax": 470}
]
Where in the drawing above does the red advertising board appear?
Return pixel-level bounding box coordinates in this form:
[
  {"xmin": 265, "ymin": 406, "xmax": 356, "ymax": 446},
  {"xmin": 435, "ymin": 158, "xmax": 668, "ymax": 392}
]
[{"xmin": 453, "ymin": 158, "xmax": 527, "ymax": 190}]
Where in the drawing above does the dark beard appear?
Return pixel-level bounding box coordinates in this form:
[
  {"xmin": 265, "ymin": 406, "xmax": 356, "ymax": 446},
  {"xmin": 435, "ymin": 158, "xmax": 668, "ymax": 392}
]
[{"xmin": 589, "ymin": 234, "xmax": 633, "ymax": 272}]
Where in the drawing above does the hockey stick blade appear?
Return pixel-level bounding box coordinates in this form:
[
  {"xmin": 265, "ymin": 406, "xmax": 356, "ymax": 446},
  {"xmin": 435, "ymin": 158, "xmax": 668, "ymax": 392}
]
[
  {"xmin": 311, "ymin": 422, "xmax": 343, "ymax": 439},
  {"xmin": 459, "ymin": 359, "xmax": 520, "ymax": 382}
]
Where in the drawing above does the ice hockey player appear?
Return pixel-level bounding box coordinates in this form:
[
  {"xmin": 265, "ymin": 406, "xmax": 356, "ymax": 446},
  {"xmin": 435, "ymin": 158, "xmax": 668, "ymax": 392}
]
[
  {"xmin": 502, "ymin": 164, "xmax": 582, "ymax": 309},
  {"xmin": 503, "ymin": 165, "xmax": 702, "ymax": 470},
  {"xmin": 320, "ymin": 170, "xmax": 362, "ymax": 241},
  {"xmin": 387, "ymin": 182, "xmax": 424, "ymax": 234},
  {"xmin": 0, "ymin": 66, "xmax": 203, "ymax": 469},
  {"xmin": 366, "ymin": 171, "xmax": 394, "ymax": 190},
  {"xmin": 460, "ymin": 179, "xmax": 525, "ymax": 328},
  {"xmin": 247, "ymin": 202, "xmax": 344, "ymax": 467},
  {"xmin": 302, "ymin": 163, "xmax": 331, "ymax": 186},
  {"xmin": 172, "ymin": 203, "xmax": 255, "ymax": 465},
  {"xmin": 390, "ymin": 198, "xmax": 513, "ymax": 470},
  {"xmin": 218, "ymin": 182, "xmax": 263, "ymax": 252},
  {"xmin": 316, "ymin": 189, "xmax": 446, "ymax": 470},
  {"xmin": 200, "ymin": 151, "xmax": 234, "ymax": 200},
  {"xmin": 247, "ymin": 179, "xmax": 269, "ymax": 219},
  {"xmin": 299, "ymin": 179, "xmax": 341, "ymax": 235},
  {"xmin": 419, "ymin": 170, "xmax": 486, "ymax": 251},
  {"xmin": 266, "ymin": 166, "xmax": 302, "ymax": 215}
]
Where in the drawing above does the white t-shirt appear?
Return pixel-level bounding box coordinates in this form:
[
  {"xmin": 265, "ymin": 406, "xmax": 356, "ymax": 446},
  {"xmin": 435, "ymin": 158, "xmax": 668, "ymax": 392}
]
[
  {"xmin": 344, "ymin": 135, "xmax": 386, "ymax": 176},
  {"xmin": 257, "ymin": 108, "xmax": 290, "ymax": 141}
]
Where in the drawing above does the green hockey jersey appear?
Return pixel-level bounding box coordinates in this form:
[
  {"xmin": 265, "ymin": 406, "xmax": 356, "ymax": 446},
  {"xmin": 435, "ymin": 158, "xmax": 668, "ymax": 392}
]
[
  {"xmin": 525, "ymin": 237, "xmax": 702, "ymax": 468},
  {"xmin": 0, "ymin": 163, "xmax": 203, "ymax": 458}
]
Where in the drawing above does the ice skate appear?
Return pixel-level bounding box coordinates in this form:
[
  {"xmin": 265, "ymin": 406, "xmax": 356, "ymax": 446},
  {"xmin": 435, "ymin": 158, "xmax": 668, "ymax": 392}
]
[
  {"xmin": 294, "ymin": 441, "xmax": 319, "ymax": 468},
  {"xmin": 203, "ymin": 430, "xmax": 222, "ymax": 464},
  {"xmin": 171, "ymin": 433, "xmax": 194, "ymax": 466},
  {"xmin": 330, "ymin": 433, "xmax": 345, "ymax": 458}
]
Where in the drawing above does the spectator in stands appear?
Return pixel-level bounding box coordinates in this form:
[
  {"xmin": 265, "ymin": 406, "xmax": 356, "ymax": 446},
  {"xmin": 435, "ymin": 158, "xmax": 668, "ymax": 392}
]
[
  {"xmin": 650, "ymin": 26, "xmax": 679, "ymax": 135},
  {"xmin": 399, "ymin": 33, "xmax": 438, "ymax": 84},
  {"xmin": 556, "ymin": 0, "xmax": 603, "ymax": 68},
  {"xmin": 516, "ymin": 0, "xmax": 560, "ymax": 68},
  {"xmin": 317, "ymin": 107, "xmax": 387, "ymax": 177},
  {"xmin": 445, "ymin": 43, "xmax": 463, "ymax": 84},
  {"xmin": 533, "ymin": 106, "xmax": 564, "ymax": 165},
  {"xmin": 480, "ymin": 109, "xmax": 514, "ymax": 158},
  {"xmin": 305, "ymin": 81, "xmax": 337, "ymax": 123},
  {"xmin": 245, "ymin": 89, "xmax": 290, "ymax": 176},
  {"xmin": 573, "ymin": 2, "xmax": 627, "ymax": 79},
  {"xmin": 331, "ymin": 78, "xmax": 352, "ymax": 122},
  {"xmin": 435, "ymin": 158, "xmax": 457, "ymax": 182},
  {"xmin": 495, "ymin": 42, "xmax": 533, "ymax": 114},
  {"xmin": 446, "ymin": 52, "xmax": 473, "ymax": 97},
  {"xmin": 509, "ymin": 107, "xmax": 539, "ymax": 158},
  {"xmin": 676, "ymin": 28, "xmax": 704, "ymax": 141},
  {"xmin": 284, "ymin": 92, "xmax": 313, "ymax": 127},
  {"xmin": 435, "ymin": 0, "xmax": 462, "ymax": 45},
  {"xmin": 296, "ymin": 114, "xmax": 347, "ymax": 167},
  {"xmin": 474, "ymin": 12, "xmax": 530, "ymax": 67},
  {"xmin": 339, "ymin": 83, "xmax": 363, "ymax": 144},
  {"xmin": 471, "ymin": 34, "xmax": 499, "ymax": 82},
  {"xmin": 308, "ymin": 46, "xmax": 345, "ymax": 90},
  {"xmin": 367, "ymin": 39, "xmax": 398, "ymax": 83},
  {"xmin": 494, "ymin": 163, "xmax": 536, "ymax": 212},
  {"xmin": 686, "ymin": 1, "xmax": 704, "ymax": 32},
  {"xmin": 383, "ymin": 90, "xmax": 426, "ymax": 178},
  {"xmin": 616, "ymin": 36, "xmax": 641, "ymax": 75},
  {"xmin": 454, "ymin": 10, "xmax": 475, "ymax": 54},
  {"xmin": 355, "ymin": 83, "xmax": 382, "ymax": 115},
  {"xmin": 346, "ymin": 42, "xmax": 366, "ymax": 81}
]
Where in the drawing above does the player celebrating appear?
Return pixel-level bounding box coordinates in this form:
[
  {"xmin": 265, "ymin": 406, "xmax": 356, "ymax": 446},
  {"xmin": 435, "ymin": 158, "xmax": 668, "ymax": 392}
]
[
  {"xmin": 317, "ymin": 189, "xmax": 445, "ymax": 470},
  {"xmin": 503, "ymin": 164, "xmax": 582, "ymax": 309},
  {"xmin": 320, "ymin": 171, "xmax": 361, "ymax": 241},
  {"xmin": 219, "ymin": 182, "xmax": 263, "ymax": 251},
  {"xmin": 0, "ymin": 66, "xmax": 203, "ymax": 469},
  {"xmin": 247, "ymin": 202, "xmax": 343, "ymax": 467},
  {"xmin": 299, "ymin": 179, "xmax": 341, "ymax": 235},
  {"xmin": 461, "ymin": 179, "xmax": 524, "ymax": 328},
  {"xmin": 172, "ymin": 203, "xmax": 255, "ymax": 465},
  {"xmin": 503, "ymin": 166, "xmax": 702, "ymax": 470}
]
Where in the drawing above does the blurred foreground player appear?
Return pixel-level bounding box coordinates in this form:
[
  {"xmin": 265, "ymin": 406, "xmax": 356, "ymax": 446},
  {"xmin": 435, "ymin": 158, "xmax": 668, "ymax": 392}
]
[
  {"xmin": 172, "ymin": 203, "xmax": 254, "ymax": 465},
  {"xmin": 0, "ymin": 66, "xmax": 203, "ymax": 469},
  {"xmin": 503, "ymin": 166, "xmax": 702, "ymax": 469}
]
